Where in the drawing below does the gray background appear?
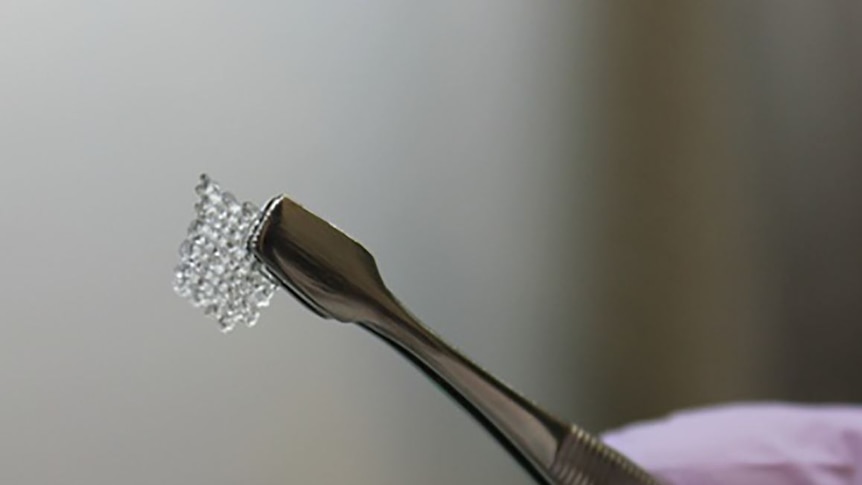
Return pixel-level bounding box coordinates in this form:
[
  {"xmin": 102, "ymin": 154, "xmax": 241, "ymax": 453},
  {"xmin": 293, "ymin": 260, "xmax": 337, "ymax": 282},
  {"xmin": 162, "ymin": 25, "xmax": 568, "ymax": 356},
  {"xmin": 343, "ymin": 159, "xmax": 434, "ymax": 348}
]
[{"xmin": 1, "ymin": 2, "xmax": 861, "ymax": 484}]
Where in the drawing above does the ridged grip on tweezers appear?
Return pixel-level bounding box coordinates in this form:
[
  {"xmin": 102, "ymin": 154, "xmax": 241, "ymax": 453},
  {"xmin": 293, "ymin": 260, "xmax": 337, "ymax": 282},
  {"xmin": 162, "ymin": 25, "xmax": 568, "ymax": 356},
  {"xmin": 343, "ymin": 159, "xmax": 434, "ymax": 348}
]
[
  {"xmin": 249, "ymin": 196, "xmax": 660, "ymax": 485},
  {"xmin": 548, "ymin": 429, "xmax": 660, "ymax": 484}
]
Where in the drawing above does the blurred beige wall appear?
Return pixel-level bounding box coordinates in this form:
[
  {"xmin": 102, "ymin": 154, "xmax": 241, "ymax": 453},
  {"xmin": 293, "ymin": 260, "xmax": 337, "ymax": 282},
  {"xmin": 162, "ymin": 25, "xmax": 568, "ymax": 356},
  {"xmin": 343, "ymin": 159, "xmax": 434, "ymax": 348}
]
[{"xmin": 584, "ymin": 2, "xmax": 862, "ymax": 428}]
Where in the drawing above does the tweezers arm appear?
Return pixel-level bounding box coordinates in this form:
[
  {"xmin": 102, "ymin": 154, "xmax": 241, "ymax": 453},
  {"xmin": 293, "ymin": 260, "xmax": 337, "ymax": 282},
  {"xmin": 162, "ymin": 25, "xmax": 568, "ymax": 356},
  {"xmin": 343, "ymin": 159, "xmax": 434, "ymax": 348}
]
[
  {"xmin": 361, "ymin": 309, "xmax": 659, "ymax": 485},
  {"xmin": 361, "ymin": 311, "xmax": 564, "ymax": 484},
  {"xmin": 249, "ymin": 195, "xmax": 659, "ymax": 485}
]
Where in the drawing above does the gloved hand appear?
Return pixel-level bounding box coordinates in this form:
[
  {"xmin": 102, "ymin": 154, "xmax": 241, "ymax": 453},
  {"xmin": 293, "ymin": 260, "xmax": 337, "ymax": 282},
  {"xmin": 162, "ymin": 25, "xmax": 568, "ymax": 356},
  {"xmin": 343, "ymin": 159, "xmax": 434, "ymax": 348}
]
[{"xmin": 601, "ymin": 403, "xmax": 862, "ymax": 485}]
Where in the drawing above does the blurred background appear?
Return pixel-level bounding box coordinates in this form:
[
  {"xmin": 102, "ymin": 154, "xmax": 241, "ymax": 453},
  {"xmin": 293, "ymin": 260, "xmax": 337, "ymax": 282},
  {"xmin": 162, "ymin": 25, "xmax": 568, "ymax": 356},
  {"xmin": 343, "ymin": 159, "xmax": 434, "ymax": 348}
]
[{"xmin": 1, "ymin": 1, "xmax": 860, "ymax": 484}]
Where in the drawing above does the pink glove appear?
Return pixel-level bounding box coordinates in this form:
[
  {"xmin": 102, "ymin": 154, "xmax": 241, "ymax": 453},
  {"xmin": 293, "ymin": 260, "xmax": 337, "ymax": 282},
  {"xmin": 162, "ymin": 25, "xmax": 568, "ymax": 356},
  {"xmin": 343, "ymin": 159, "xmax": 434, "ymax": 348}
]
[{"xmin": 602, "ymin": 403, "xmax": 862, "ymax": 485}]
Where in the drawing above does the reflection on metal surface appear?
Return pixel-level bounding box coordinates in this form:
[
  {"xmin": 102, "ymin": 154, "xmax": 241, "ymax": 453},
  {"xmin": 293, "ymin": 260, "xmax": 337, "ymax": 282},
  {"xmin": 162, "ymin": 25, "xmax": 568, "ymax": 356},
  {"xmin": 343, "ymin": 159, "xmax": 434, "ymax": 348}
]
[{"xmin": 249, "ymin": 195, "xmax": 660, "ymax": 485}]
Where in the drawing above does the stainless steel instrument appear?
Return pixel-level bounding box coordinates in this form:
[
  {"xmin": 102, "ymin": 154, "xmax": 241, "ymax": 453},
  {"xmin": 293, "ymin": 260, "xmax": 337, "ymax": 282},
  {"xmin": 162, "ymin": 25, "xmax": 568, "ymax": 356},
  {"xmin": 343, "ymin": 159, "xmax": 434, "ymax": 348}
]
[{"xmin": 174, "ymin": 175, "xmax": 661, "ymax": 485}]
